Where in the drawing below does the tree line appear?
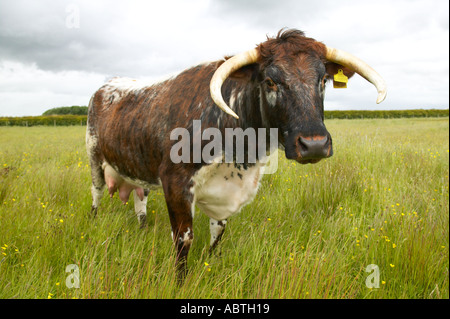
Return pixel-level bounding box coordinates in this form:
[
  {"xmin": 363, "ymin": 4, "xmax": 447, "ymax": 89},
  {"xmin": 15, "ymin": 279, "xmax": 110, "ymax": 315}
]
[{"xmin": 42, "ymin": 106, "xmax": 88, "ymax": 115}]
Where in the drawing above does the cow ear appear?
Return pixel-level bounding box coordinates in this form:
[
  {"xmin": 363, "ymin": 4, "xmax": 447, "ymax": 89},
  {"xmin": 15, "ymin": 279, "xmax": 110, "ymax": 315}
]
[
  {"xmin": 325, "ymin": 62, "xmax": 355, "ymax": 79},
  {"xmin": 229, "ymin": 63, "xmax": 260, "ymax": 82}
]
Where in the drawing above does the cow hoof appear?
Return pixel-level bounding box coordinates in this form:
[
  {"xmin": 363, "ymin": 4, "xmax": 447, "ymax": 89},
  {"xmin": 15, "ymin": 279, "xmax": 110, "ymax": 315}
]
[
  {"xmin": 208, "ymin": 246, "xmax": 222, "ymax": 257},
  {"xmin": 177, "ymin": 265, "xmax": 188, "ymax": 285},
  {"xmin": 137, "ymin": 213, "xmax": 147, "ymax": 229},
  {"xmin": 89, "ymin": 206, "xmax": 98, "ymax": 218}
]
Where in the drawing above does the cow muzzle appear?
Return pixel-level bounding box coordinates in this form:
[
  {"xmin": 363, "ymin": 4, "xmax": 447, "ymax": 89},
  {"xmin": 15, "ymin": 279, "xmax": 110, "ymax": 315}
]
[{"xmin": 296, "ymin": 135, "xmax": 333, "ymax": 164}]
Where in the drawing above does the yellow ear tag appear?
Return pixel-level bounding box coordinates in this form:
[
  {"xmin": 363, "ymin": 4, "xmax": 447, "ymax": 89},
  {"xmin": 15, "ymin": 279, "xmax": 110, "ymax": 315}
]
[{"xmin": 333, "ymin": 69, "xmax": 348, "ymax": 88}]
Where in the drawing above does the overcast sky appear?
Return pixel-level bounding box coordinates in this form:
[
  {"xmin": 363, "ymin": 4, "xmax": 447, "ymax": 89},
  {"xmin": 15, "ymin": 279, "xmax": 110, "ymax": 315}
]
[{"xmin": 0, "ymin": 0, "xmax": 448, "ymax": 116}]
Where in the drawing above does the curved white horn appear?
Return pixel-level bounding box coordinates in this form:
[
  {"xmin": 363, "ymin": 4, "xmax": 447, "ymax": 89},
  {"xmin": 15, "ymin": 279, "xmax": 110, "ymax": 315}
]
[
  {"xmin": 326, "ymin": 47, "xmax": 387, "ymax": 104},
  {"xmin": 210, "ymin": 48, "xmax": 260, "ymax": 119}
]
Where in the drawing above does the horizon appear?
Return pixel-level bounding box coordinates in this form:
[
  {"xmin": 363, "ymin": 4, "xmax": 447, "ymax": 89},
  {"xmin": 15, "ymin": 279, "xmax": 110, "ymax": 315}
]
[{"xmin": 0, "ymin": 107, "xmax": 448, "ymax": 119}]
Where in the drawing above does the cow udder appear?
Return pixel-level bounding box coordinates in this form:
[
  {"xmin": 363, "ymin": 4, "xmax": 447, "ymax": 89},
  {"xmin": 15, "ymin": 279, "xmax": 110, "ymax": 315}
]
[{"xmin": 104, "ymin": 163, "xmax": 144, "ymax": 204}]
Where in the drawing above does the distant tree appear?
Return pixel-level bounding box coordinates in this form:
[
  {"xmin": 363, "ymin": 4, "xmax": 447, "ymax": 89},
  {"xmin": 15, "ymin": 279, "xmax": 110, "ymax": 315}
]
[{"xmin": 42, "ymin": 106, "xmax": 88, "ymax": 115}]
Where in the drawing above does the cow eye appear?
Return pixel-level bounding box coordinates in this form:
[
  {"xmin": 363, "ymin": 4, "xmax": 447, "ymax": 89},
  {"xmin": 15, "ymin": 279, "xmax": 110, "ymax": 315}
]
[
  {"xmin": 320, "ymin": 75, "xmax": 328, "ymax": 87},
  {"xmin": 265, "ymin": 78, "xmax": 277, "ymax": 90}
]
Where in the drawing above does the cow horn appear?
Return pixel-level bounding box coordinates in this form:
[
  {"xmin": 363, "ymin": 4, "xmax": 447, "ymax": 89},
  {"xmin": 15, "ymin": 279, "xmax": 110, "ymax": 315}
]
[
  {"xmin": 325, "ymin": 47, "xmax": 387, "ymax": 104},
  {"xmin": 210, "ymin": 48, "xmax": 260, "ymax": 119}
]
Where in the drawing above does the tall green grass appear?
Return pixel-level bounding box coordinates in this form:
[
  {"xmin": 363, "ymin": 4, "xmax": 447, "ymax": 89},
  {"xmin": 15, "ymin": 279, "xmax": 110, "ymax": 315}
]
[{"xmin": 0, "ymin": 118, "xmax": 448, "ymax": 299}]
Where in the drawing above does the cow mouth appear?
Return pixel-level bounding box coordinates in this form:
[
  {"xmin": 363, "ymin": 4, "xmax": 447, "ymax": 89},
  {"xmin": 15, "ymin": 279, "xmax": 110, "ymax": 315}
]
[
  {"xmin": 297, "ymin": 158, "xmax": 323, "ymax": 165},
  {"xmin": 284, "ymin": 145, "xmax": 328, "ymax": 164}
]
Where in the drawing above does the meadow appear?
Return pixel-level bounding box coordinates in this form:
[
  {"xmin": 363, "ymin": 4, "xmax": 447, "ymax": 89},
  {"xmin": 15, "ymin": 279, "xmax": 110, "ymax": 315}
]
[{"xmin": 0, "ymin": 118, "xmax": 448, "ymax": 299}]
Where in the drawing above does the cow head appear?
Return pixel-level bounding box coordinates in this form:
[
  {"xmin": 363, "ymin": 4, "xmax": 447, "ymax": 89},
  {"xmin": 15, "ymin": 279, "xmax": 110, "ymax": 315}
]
[{"xmin": 210, "ymin": 29, "xmax": 386, "ymax": 164}]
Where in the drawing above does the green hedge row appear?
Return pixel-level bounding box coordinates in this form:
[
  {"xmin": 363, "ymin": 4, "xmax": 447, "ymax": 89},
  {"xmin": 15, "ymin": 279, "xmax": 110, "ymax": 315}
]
[
  {"xmin": 0, "ymin": 109, "xmax": 448, "ymax": 126},
  {"xmin": 324, "ymin": 109, "xmax": 449, "ymax": 119},
  {"xmin": 0, "ymin": 115, "xmax": 87, "ymax": 126}
]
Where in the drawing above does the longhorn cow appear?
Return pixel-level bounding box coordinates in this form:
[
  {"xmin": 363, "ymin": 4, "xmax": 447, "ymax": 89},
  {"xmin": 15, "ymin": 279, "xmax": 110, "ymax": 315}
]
[{"xmin": 86, "ymin": 29, "xmax": 386, "ymax": 279}]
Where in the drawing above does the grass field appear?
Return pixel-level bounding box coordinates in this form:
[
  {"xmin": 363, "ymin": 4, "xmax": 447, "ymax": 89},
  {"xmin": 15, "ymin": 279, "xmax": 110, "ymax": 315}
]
[{"xmin": 0, "ymin": 118, "xmax": 448, "ymax": 299}]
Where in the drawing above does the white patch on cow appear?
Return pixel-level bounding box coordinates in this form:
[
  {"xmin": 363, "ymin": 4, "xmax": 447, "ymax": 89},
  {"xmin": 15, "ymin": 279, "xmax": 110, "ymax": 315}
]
[
  {"xmin": 133, "ymin": 190, "xmax": 148, "ymax": 217},
  {"xmin": 191, "ymin": 157, "xmax": 264, "ymax": 221},
  {"xmin": 180, "ymin": 227, "xmax": 193, "ymax": 245},
  {"xmin": 319, "ymin": 81, "xmax": 325, "ymax": 98},
  {"xmin": 216, "ymin": 116, "xmax": 221, "ymax": 128},
  {"xmin": 191, "ymin": 200, "xmax": 196, "ymax": 218},
  {"xmin": 85, "ymin": 132, "xmax": 97, "ymax": 157},
  {"xmin": 209, "ymin": 218, "xmax": 227, "ymax": 246},
  {"xmin": 102, "ymin": 62, "xmax": 213, "ymax": 104},
  {"xmin": 85, "ymin": 114, "xmax": 97, "ymax": 159},
  {"xmin": 99, "ymin": 76, "xmax": 174, "ymax": 109},
  {"xmin": 91, "ymin": 185, "xmax": 104, "ymax": 207},
  {"xmin": 237, "ymin": 91, "xmax": 244, "ymax": 108},
  {"xmin": 266, "ymin": 91, "xmax": 277, "ymax": 107},
  {"xmin": 86, "ymin": 119, "xmax": 107, "ymax": 193},
  {"xmin": 133, "ymin": 189, "xmax": 148, "ymax": 228},
  {"xmin": 107, "ymin": 76, "xmax": 170, "ymax": 91},
  {"xmin": 229, "ymin": 89, "xmax": 236, "ymax": 110},
  {"xmin": 102, "ymin": 77, "xmax": 146, "ymax": 96}
]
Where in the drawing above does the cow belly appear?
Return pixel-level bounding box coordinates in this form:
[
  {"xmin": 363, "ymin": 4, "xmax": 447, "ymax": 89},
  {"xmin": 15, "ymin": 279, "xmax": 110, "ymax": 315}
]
[
  {"xmin": 103, "ymin": 162, "xmax": 155, "ymax": 203},
  {"xmin": 192, "ymin": 162, "xmax": 264, "ymax": 221}
]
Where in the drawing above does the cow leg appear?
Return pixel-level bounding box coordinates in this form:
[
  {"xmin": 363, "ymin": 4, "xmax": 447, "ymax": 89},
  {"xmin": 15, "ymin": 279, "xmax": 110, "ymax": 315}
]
[
  {"xmin": 168, "ymin": 201, "xmax": 193, "ymax": 283},
  {"xmin": 88, "ymin": 160, "xmax": 105, "ymax": 217},
  {"xmin": 209, "ymin": 218, "xmax": 227, "ymax": 255},
  {"xmin": 86, "ymin": 125, "xmax": 105, "ymax": 217},
  {"xmin": 134, "ymin": 188, "xmax": 149, "ymax": 228},
  {"xmin": 160, "ymin": 172, "xmax": 194, "ymax": 283}
]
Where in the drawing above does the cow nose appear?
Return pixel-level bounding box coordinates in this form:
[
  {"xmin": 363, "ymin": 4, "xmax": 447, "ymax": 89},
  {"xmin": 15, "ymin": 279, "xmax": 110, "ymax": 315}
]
[{"xmin": 298, "ymin": 135, "xmax": 331, "ymax": 159}]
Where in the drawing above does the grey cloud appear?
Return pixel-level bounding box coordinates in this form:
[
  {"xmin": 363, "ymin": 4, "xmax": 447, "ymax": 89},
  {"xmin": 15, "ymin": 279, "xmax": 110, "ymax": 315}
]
[{"xmin": 0, "ymin": 1, "xmax": 141, "ymax": 74}]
